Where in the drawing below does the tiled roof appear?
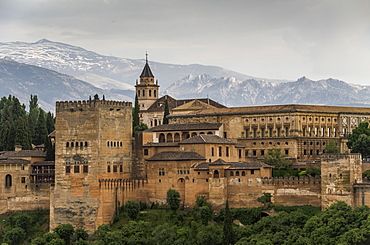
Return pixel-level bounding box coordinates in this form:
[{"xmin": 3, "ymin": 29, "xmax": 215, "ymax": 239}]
[
  {"xmin": 145, "ymin": 95, "xmax": 226, "ymax": 113},
  {"xmin": 170, "ymin": 104, "xmax": 370, "ymax": 118},
  {"xmin": 180, "ymin": 134, "xmax": 237, "ymax": 145},
  {"xmin": 172, "ymin": 99, "xmax": 217, "ymax": 112},
  {"xmin": 194, "ymin": 159, "xmax": 273, "ymax": 170},
  {"xmin": 143, "ymin": 142, "xmax": 179, "ymax": 147},
  {"xmin": 32, "ymin": 161, "xmax": 55, "ymax": 166},
  {"xmin": 0, "ymin": 159, "xmax": 30, "ymax": 164},
  {"xmin": 140, "ymin": 62, "xmax": 154, "ymax": 77},
  {"xmin": 146, "ymin": 151, "xmax": 206, "ymax": 161},
  {"xmin": 2, "ymin": 150, "xmax": 46, "ymax": 158},
  {"xmin": 145, "ymin": 123, "xmax": 222, "ymax": 132}
]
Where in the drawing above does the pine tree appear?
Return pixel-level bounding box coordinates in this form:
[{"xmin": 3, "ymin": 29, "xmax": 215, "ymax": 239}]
[
  {"xmin": 0, "ymin": 105, "xmax": 13, "ymax": 150},
  {"xmin": 222, "ymin": 200, "xmax": 235, "ymax": 245},
  {"xmin": 163, "ymin": 99, "xmax": 170, "ymax": 124},
  {"xmin": 14, "ymin": 116, "xmax": 32, "ymax": 150}
]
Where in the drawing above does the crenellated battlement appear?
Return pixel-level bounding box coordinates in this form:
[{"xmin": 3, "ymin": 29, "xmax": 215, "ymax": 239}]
[
  {"xmin": 56, "ymin": 100, "xmax": 132, "ymax": 111},
  {"xmin": 261, "ymin": 176, "xmax": 321, "ymax": 185}
]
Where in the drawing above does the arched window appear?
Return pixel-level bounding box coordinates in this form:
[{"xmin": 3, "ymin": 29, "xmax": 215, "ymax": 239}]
[
  {"xmin": 191, "ymin": 132, "xmax": 197, "ymax": 137},
  {"xmin": 85, "ymin": 142, "xmax": 88, "ymax": 147},
  {"xmin": 76, "ymin": 142, "xmax": 79, "ymax": 147},
  {"xmin": 214, "ymin": 170, "xmax": 219, "ymax": 178},
  {"xmin": 207, "ymin": 132, "xmax": 213, "ymax": 135},
  {"xmin": 236, "ymin": 171, "xmax": 240, "ymax": 176},
  {"xmin": 80, "ymin": 142, "xmax": 83, "ymax": 148},
  {"xmin": 159, "ymin": 133, "xmax": 165, "ymax": 143},
  {"xmin": 174, "ymin": 133, "xmax": 180, "ymax": 142},
  {"xmin": 149, "ymin": 90, "xmax": 152, "ymax": 97},
  {"xmin": 71, "ymin": 142, "xmax": 74, "ymax": 147},
  {"xmin": 167, "ymin": 133, "xmax": 173, "ymax": 142},
  {"xmin": 66, "ymin": 142, "xmax": 69, "ymax": 147},
  {"xmin": 241, "ymin": 171, "xmax": 246, "ymax": 176},
  {"xmin": 5, "ymin": 174, "xmax": 12, "ymax": 187},
  {"xmin": 154, "ymin": 90, "xmax": 157, "ymax": 97},
  {"xmin": 142, "ymin": 90, "xmax": 145, "ymax": 96},
  {"xmin": 230, "ymin": 171, "xmax": 234, "ymax": 176}
]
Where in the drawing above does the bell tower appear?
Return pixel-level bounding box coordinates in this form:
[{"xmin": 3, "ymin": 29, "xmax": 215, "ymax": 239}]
[{"xmin": 135, "ymin": 53, "xmax": 159, "ymax": 110}]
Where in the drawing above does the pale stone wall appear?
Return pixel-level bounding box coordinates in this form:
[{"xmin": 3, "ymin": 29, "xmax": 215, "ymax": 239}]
[{"xmin": 51, "ymin": 100, "xmax": 132, "ymax": 233}]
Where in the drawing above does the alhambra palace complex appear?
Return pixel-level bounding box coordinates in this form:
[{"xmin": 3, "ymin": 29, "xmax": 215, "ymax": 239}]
[{"xmin": 2, "ymin": 60, "xmax": 370, "ymax": 232}]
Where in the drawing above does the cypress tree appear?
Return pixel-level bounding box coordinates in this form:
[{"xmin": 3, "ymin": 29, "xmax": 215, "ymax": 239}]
[
  {"xmin": 45, "ymin": 112, "xmax": 55, "ymax": 134},
  {"xmin": 44, "ymin": 135, "xmax": 55, "ymax": 161},
  {"xmin": 222, "ymin": 200, "xmax": 235, "ymax": 245},
  {"xmin": 163, "ymin": 99, "xmax": 169, "ymax": 124},
  {"xmin": 133, "ymin": 93, "xmax": 140, "ymax": 130},
  {"xmin": 14, "ymin": 116, "xmax": 32, "ymax": 150},
  {"xmin": 0, "ymin": 105, "xmax": 13, "ymax": 150},
  {"xmin": 28, "ymin": 95, "xmax": 39, "ymax": 144},
  {"xmin": 34, "ymin": 109, "xmax": 48, "ymax": 145}
]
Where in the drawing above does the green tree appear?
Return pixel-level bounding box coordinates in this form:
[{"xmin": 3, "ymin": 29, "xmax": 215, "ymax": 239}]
[
  {"xmin": 34, "ymin": 109, "xmax": 48, "ymax": 145},
  {"xmin": 0, "ymin": 104, "xmax": 14, "ymax": 150},
  {"xmin": 31, "ymin": 237, "xmax": 47, "ymax": 245},
  {"xmin": 347, "ymin": 121, "xmax": 370, "ymax": 158},
  {"xmin": 46, "ymin": 111, "xmax": 55, "ymax": 134},
  {"xmin": 262, "ymin": 148, "xmax": 291, "ymax": 168},
  {"xmin": 3, "ymin": 227, "xmax": 27, "ymax": 245},
  {"xmin": 257, "ymin": 193, "xmax": 272, "ymax": 208},
  {"xmin": 124, "ymin": 200, "xmax": 140, "ymax": 220},
  {"xmin": 167, "ymin": 189, "xmax": 181, "ymax": 211},
  {"xmin": 306, "ymin": 166, "xmax": 321, "ymax": 177},
  {"xmin": 53, "ymin": 224, "xmax": 74, "ymax": 245},
  {"xmin": 133, "ymin": 93, "xmax": 140, "ymax": 130},
  {"xmin": 44, "ymin": 135, "xmax": 55, "ymax": 161},
  {"xmin": 200, "ymin": 206, "xmax": 213, "ymax": 225},
  {"xmin": 163, "ymin": 98, "xmax": 170, "ymax": 124},
  {"xmin": 73, "ymin": 228, "xmax": 89, "ymax": 242},
  {"xmin": 324, "ymin": 141, "xmax": 339, "ymax": 153},
  {"xmin": 222, "ymin": 200, "xmax": 235, "ymax": 245}
]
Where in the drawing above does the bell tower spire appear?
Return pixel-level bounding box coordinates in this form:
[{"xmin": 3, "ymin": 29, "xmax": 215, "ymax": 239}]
[{"xmin": 135, "ymin": 53, "xmax": 159, "ymax": 112}]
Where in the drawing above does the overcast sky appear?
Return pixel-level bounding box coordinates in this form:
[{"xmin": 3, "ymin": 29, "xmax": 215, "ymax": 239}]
[{"xmin": 1, "ymin": 0, "xmax": 370, "ymax": 84}]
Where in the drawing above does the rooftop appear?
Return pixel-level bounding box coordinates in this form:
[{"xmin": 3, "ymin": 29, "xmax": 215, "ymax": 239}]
[
  {"xmin": 145, "ymin": 123, "xmax": 222, "ymax": 132},
  {"xmin": 180, "ymin": 134, "xmax": 237, "ymax": 145},
  {"xmin": 146, "ymin": 151, "xmax": 206, "ymax": 161}
]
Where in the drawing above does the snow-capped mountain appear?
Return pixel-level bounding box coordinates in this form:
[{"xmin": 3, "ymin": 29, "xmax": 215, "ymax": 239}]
[
  {"xmin": 164, "ymin": 75, "xmax": 370, "ymax": 107},
  {"xmin": 0, "ymin": 39, "xmax": 260, "ymax": 91},
  {"xmin": 0, "ymin": 58, "xmax": 133, "ymax": 111}
]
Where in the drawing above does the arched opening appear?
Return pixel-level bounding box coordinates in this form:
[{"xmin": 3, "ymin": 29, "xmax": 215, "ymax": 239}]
[
  {"xmin": 177, "ymin": 178, "xmax": 186, "ymax": 205},
  {"xmin": 214, "ymin": 170, "xmax": 219, "ymax": 178},
  {"xmin": 159, "ymin": 133, "xmax": 165, "ymax": 143},
  {"xmin": 167, "ymin": 133, "xmax": 173, "ymax": 142},
  {"xmin": 241, "ymin": 171, "xmax": 246, "ymax": 176},
  {"xmin": 85, "ymin": 142, "xmax": 88, "ymax": 147},
  {"xmin": 154, "ymin": 119, "xmax": 158, "ymax": 126},
  {"xmin": 71, "ymin": 142, "xmax": 74, "ymax": 147},
  {"xmin": 230, "ymin": 171, "xmax": 234, "ymax": 177},
  {"xmin": 182, "ymin": 132, "xmax": 189, "ymax": 139},
  {"xmin": 207, "ymin": 132, "xmax": 213, "ymax": 135},
  {"xmin": 76, "ymin": 142, "xmax": 79, "ymax": 147},
  {"xmin": 66, "ymin": 142, "xmax": 69, "ymax": 147},
  {"xmin": 5, "ymin": 174, "xmax": 12, "ymax": 187},
  {"xmin": 191, "ymin": 132, "xmax": 197, "ymax": 137},
  {"xmin": 236, "ymin": 171, "xmax": 240, "ymax": 176},
  {"xmin": 174, "ymin": 133, "xmax": 180, "ymax": 142}
]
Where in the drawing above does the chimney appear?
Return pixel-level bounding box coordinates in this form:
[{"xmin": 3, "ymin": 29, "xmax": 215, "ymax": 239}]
[{"xmin": 15, "ymin": 145, "xmax": 22, "ymax": 152}]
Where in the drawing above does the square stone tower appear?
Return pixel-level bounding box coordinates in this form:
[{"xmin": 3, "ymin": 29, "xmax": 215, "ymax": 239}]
[{"xmin": 50, "ymin": 99, "xmax": 132, "ymax": 232}]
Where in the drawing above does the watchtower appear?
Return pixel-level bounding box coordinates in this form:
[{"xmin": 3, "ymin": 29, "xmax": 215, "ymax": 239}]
[{"xmin": 50, "ymin": 98, "xmax": 132, "ymax": 232}]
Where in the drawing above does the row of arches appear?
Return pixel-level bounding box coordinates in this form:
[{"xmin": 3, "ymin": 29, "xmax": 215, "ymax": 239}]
[
  {"xmin": 66, "ymin": 141, "xmax": 88, "ymax": 148},
  {"xmin": 137, "ymin": 89, "xmax": 157, "ymax": 98},
  {"xmin": 107, "ymin": 141, "xmax": 123, "ymax": 147},
  {"xmin": 158, "ymin": 132, "xmax": 213, "ymax": 143}
]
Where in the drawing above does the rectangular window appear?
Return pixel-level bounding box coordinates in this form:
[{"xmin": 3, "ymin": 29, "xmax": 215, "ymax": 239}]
[
  {"xmin": 66, "ymin": 166, "xmax": 71, "ymax": 174},
  {"xmin": 245, "ymin": 150, "xmax": 249, "ymax": 157},
  {"xmin": 74, "ymin": 165, "xmax": 80, "ymax": 173},
  {"xmin": 261, "ymin": 129, "xmax": 265, "ymax": 138},
  {"xmin": 285, "ymin": 127, "xmax": 289, "ymax": 137},
  {"xmin": 158, "ymin": 168, "xmax": 165, "ymax": 176},
  {"xmin": 226, "ymin": 147, "xmax": 229, "ymax": 157},
  {"xmin": 251, "ymin": 169, "xmax": 255, "ymax": 175},
  {"xmin": 239, "ymin": 149, "xmax": 242, "ymax": 158},
  {"xmin": 302, "ymin": 126, "xmax": 306, "ymax": 136},
  {"xmin": 21, "ymin": 177, "xmax": 26, "ymax": 183},
  {"xmin": 253, "ymin": 150, "xmax": 257, "ymax": 156},
  {"xmin": 285, "ymin": 149, "xmax": 289, "ymax": 155},
  {"xmin": 245, "ymin": 128, "xmax": 249, "ymax": 138},
  {"xmin": 143, "ymin": 149, "xmax": 149, "ymax": 155},
  {"xmin": 211, "ymin": 147, "xmax": 214, "ymax": 156},
  {"xmin": 261, "ymin": 150, "xmax": 265, "ymax": 156},
  {"xmin": 120, "ymin": 165, "xmax": 123, "ymax": 173},
  {"xmin": 277, "ymin": 127, "xmax": 281, "ymax": 137},
  {"xmin": 107, "ymin": 165, "xmax": 111, "ymax": 173},
  {"xmin": 83, "ymin": 165, "xmax": 88, "ymax": 173},
  {"xmin": 253, "ymin": 128, "xmax": 257, "ymax": 138},
  {"xmin": 223, "ymin": 132, "xmax": 227, "ymax": 138},
  {"xmin": 113, "ymin": 165, "xmax": 117, "ymax": 173},
  {"xmin": 304, "ymin": 149, "xmax": 307, "ymax": 155},
  {"xmin": 219, "ymin": 146, "xmax": 222, "ymax": 157},
  {"xmin": 269, "ymin": 127, "xmax": 273, "ymax": 137}
]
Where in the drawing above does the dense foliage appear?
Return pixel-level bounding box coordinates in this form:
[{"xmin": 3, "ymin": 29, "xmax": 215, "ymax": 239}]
[
  {"xmin": 262, "ymin": 148, "xmax": 291, "ymax": 169},
  {"xmin": 347, "ymin": 121, "xmax": 370, "ymax": 158},
  {"xmin": 2, "ymin": 201, "xmax": 370, "ymax": 245},
  {"xmin": 0, "ymin": 95, "xmax": 55, "ymax": 156}
]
